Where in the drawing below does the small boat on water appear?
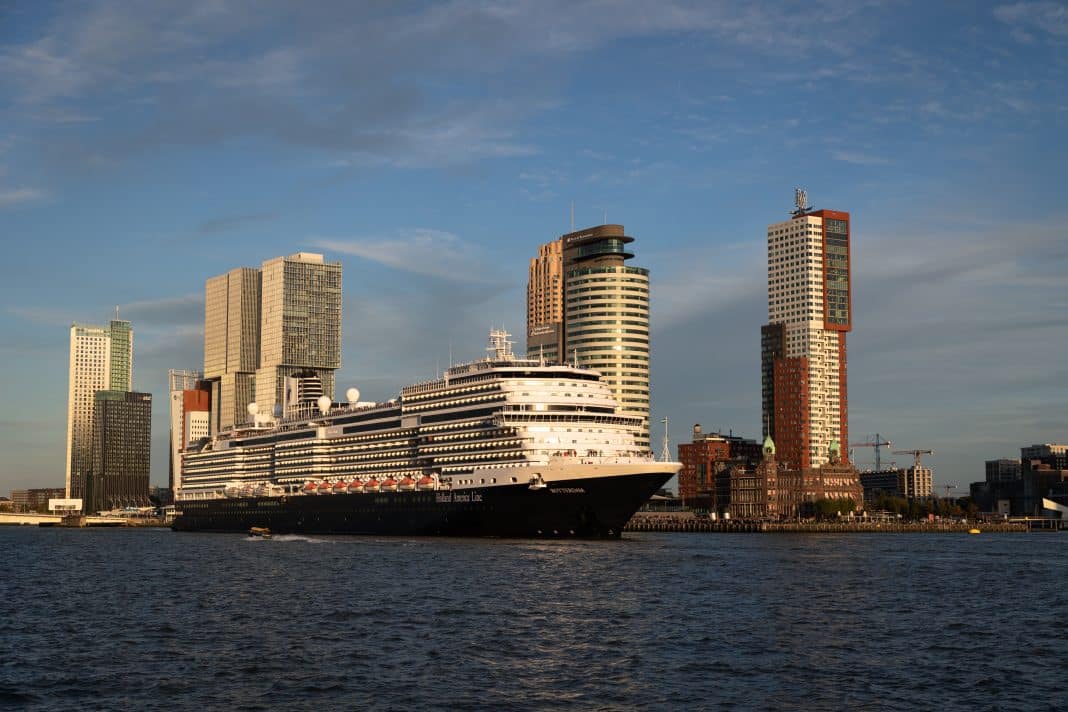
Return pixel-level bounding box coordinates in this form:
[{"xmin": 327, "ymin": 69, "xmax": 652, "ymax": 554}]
[
  {"xmin": 968, "ymin": 528, "xmax": 981, "ymax": 535},
  {"xmin": 249, "ymin": 527, "xmax": 273, "ymax": 539}
]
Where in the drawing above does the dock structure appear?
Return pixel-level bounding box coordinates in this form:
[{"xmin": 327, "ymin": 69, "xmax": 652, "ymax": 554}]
[
  {"xmin": 0, "ymin": 512, "xmax": 161, "ymax": 527},
  {"xmin": 624, "ymin": 513, "xmax": 1033, "ymax": 533}
]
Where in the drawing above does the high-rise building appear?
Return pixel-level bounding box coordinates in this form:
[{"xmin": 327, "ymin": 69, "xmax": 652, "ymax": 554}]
[
  {"xmin": 203, "ymin": 267, "xmax": 261, "ymax": 432},
  {"xmin": 87, "ymin": 390, "xmax": 152, "ymax": 511},
  {"xmin": 255, "ymin": 252, "xmax": 342, "ymax": 413},
  {"xmin": 65, "ymin": 319, "xmax": 133, "ymax": 499},
  {"xmin": 761, "ymin": 190, "xmax": 851, "ymax": 470},
  {"xmin": 204, "ymin": 253, "xmax": 342, "ymax": 427},
  {"xmin": 168, "ymin": 369, "xmax": 210, "ymax": 494},
  {"xmin": 525, "ymin": 225, "xmax": 651, "ymax": 447},
  {"xmin": 527, "ymin": 239, "xmax": 564, "ymax": 364}
]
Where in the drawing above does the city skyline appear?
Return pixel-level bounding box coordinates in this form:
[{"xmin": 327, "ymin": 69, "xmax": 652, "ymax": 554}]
[{"xmin": 2, "ymin": 1, "xmax": 1066, "ymax": 493}]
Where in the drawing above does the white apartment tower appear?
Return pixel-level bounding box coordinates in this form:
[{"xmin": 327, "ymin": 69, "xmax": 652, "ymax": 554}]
[
  {"xmin": 65, "ymin": 320, "xmax": 133, "ymax": 498},
  {"xmin": 761, "ymin": 190, "xmax": 851, "ymax": 470}
]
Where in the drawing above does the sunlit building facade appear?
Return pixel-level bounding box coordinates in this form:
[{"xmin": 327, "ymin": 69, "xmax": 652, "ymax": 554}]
[
  {"xmin": 65, "ymin": 319, "xmax": 133, "ymax": 499},
  {"xmin": 525, "ymin": 225, "xmax": 651, "ymax": 448},
  {"xmin": 762, "ymin": 192, "xmax": 851, "ymax": 470}
]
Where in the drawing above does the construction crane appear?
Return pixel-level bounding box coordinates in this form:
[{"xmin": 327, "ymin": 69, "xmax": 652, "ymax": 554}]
[
  {"xmin": 942, "ymin": 484, "xmax": 956, "ymax": 499},
  {"xmin": 850, "ymin": 434, "xmax": 893, "ymax": 470},
  {"xmin": 894, "ymin": 449, "xmax": 934, "ymax": 469}
]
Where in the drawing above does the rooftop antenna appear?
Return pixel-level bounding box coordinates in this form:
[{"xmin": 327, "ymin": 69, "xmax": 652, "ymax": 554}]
[
  {"xmin": 791, "ymin": 187, "xmax": 812, "ymax": 217},
  {"xmin": 603, "ymin": 208, "xmax": 608, "ymax": 225},
  {"xmin": 660, "ymin": 416, "xmax": 671, "ymax": 462},
  {"xmin": 570, "ymin": 201, "xmax": 575, "ymax": 231}
]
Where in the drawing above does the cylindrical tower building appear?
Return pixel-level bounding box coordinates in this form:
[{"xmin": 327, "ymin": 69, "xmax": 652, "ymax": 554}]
[{"xmin": 561, "ymin": 225, "xmax": 650, "ymax": 447}]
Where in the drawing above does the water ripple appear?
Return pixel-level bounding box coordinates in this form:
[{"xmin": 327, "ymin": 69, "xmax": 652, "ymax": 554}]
[{"xmin": 1, "ymin": 529, "xmax": 1065, "ymax": 710}]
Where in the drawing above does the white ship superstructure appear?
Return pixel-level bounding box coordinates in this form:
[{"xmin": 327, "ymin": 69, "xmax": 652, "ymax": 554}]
[{"xmin": 180, "ymin": 331, "xmax": 657, "ymax": 501}]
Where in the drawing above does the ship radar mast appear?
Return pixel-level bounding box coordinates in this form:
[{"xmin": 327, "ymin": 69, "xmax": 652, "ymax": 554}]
[{"xmin": 486, "ymin": 328, "xmax": 515, "ymax": 361}]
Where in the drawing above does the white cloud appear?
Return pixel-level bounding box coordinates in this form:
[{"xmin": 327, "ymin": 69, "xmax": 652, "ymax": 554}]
[
  {"xmin": 994, "ymin": 2, "xmax": 1068, "ymax": 39},
  {"xmin": 831, "ymin": 150, "xmax": 893, "ymax": 166},
  {"xmin": 314, "ymin": 229, "xmax": 505, "ymax": 284},
  {"xmin": 0, "ymin": 188, "xmax": 44, "ymax": 207}
]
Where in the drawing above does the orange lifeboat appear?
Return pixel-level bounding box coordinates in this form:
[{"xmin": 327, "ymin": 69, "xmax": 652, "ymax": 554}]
[
  {"xmin": 417, "ymin": 475, "xmax": 436, "ymax": 490},
  {"xmin": 398, "ymin": 476, "xmax": 416, "ymax": 491},
  {"xmin": 380, "ymin": 477, "xmax": 398, "ymax": 491},
  {"xmin": 303, "ymin": 481, "xmax": 319, "ymax": 494},
  {"xmin": 347, "ymin": 480, "xmax": 364, "ymax": 493},
  {"xmin": 333, "ymin": 480, "xmax": 348, "ymax": 493},
  {"xmin": 364, "ymin": 478, "xmax": 380, "ymax": 491},
  {"xmin": 318, "ymin": 481, "xmax": 334, "ymax": 494}
]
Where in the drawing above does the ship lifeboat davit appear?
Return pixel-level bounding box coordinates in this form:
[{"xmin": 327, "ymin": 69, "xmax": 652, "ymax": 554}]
[
  {"xmin": 318, "ymin": 481, "xmax": 334, "ymax": 494},
  {"xmin": 303, "ymin": 481, "xmax": 319, "ymax": 495},
  {"xmin": 364, "ymin": 478, "xmax": 380, "ymax": 491},
  {"xmin": 417, "ymin": 475, "xmax": 436, "ymax": 490},
  {"xmin": 347, "ymin": 480, "xmax": 364, "ymax": 493},
  {"xmin": 333, "ymin": 480, "xmax": 348, "ymax": 493},
  {"xmin": 398, "ymin": 476, "xmax": 416, "ymax": 491},
  {"xmin": 380, "ymin": 477, "xmax": 398, "ymax": 491}
]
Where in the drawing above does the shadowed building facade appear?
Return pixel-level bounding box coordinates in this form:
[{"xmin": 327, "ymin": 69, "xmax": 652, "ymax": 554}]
[{"xmin": 87, "ymin": 390, "xmax": 152, "ymax": 511}]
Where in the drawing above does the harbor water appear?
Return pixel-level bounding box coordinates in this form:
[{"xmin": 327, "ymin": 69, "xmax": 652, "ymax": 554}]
[{"xmin": 3, "ymin": 528, "xmax": 1065, "ymax": 710}]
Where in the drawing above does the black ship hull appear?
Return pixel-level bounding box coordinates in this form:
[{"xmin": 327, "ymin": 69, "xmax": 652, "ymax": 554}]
[{"xmin": 172, "ymin": 471, "xmax": 670, "ymax": 538}]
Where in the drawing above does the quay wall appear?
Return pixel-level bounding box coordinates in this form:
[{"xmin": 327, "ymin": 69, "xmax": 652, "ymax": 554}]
[{"xmin": 624, "ymin": 513, "xmax": 1032, "ymax": 534}]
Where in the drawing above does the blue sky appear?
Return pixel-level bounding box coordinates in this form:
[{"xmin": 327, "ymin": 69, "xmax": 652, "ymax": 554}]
[{"xmin": 1, "ymin": 0, "xmax": 1066, "ymax": 495}]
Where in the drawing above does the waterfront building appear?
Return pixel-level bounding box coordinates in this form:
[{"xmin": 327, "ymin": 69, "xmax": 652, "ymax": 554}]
[
  {"xmin": 1021, "ymin": 443, "xmax": 1068, "ymax": 470},
  {"xmin": 726, "ymin": 439, "xmax": 862, "ymax": 520},
  {"xmin": 9, "ymin": 488, "xmax": 66, "ymax": 513},
  {"xmin": 859, "ymin": 469, "xmax": 903, "ymax": 501},
  {"xmin": 525, "ymin": 225, "xmax": 651, "ymax": 447},
  {"xmin": 168, "ymin": 370, "xmax": 211, "ymax": 495},
  {"xmin": 65, "ymin": 319, "xmax": 134, "ymax": 499},
  {"xmin": 901, "ymin": 465, "xmax": 933, "ymax": 499},
  {"xmin": 204, "ymin": 254, "xmax": 342, "ymax": 426},
  {"xmin": 761, "ymin": 190, "xmax": 850, "ymax": 470},
  {"xmin": 203, "ymin": 267, "xmax": 261, "ymax": 432},
  {"xmin": 971, "ymin": 443, "xmax": 1068, "ymax": 515},
  {"xmin": 87, "ymin": 391, "xmax": 152, "ymax": 511},
  {"xmin": 677, "ymin": 424, "xmax": 761, "ymax": 511},
  {"xmin": 985, "ymin": 458, "xmax": 1021, "ymax": 483},
  {"xmin": 254, "ymin": 253, "xmax": 343, "ymax": 415}
]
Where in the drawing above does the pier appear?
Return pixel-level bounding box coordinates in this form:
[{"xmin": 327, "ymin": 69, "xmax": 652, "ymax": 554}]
[
  {"xmin": 624, "ymin": 513, "xmax": 1034, "ymax": 533},
  {"xmin": 0, "ymin": 512, "xmax": 166, "ymax": 528}
]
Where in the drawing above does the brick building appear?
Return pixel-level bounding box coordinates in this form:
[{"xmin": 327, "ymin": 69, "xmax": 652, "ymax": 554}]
[
  {"xmin": 677, "ymin": 424, "xmax": 761, "ymax": 511},
  {"xmin": 727, "ymin": 437, "xmax": 863, "ymax": 520}
]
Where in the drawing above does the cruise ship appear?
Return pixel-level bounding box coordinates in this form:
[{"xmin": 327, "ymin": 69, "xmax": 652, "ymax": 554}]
[{"xmin": 173, "ymin": 331, "xmax": 680, "ymax": 537}]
